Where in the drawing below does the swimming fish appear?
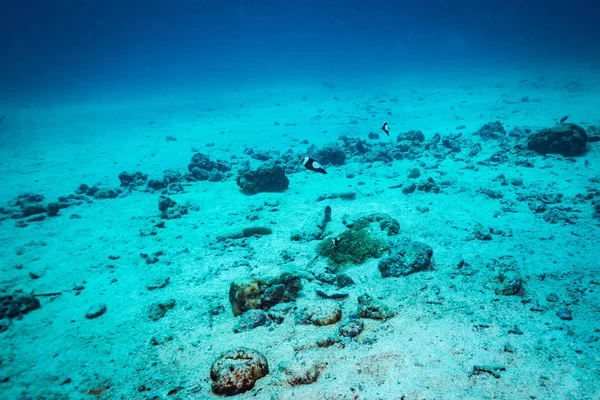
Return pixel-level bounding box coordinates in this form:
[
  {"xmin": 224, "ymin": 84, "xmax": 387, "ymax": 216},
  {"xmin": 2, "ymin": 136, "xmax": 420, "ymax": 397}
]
[
  {"xmin": 381, "ymin": 121, "xmax": 390, "ymax": 136},
  {"xmin": 301, "ymin": 157, "xmax": 327, "ymax": 174},
  {"xmin": 560, "ymin": 116, "xmax": 569, "ymax": 123}
]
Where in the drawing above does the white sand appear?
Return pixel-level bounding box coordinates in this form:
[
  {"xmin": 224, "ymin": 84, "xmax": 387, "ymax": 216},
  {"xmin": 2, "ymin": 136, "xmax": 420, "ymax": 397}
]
[{"xmin": 1, "ymin": 65, "xmax": 599, "ymax": 399}]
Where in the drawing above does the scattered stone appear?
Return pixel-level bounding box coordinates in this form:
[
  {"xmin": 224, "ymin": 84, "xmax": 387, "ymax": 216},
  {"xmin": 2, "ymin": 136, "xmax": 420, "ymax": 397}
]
[
  {"xmin": 188, "ymin": 152, "xmax": 231, "ymax": 176},
  {"xmin": 233, "ymin": 309, "xmax": 268, "ymax": 333},
  {"xmin": 295, "ymin": 300, "xmax": 342, "ymax": 326},
  {"xmin": 488, "ymin": 258, "xmax": 524, "ymax": 296},
  {"xmin": 472, "ymin": 223, "xmax": 493, "ymax": 240},
  {"xmin": 470, "ymin": 365, "xmax": 506, "ymax": 379},
  {"xmin": 527, "ymin": 123, "xmax": 587, "ymax": 156},
  {"xmin": 93, "ymin": 188, "xmax": 119, "ymax": 199},
  {"xmin": 118, "ymin": 171, "xmax": 148, "ymax": 188},
  {"xmin": 397, "ymin": 129, "xmax": 425, "ymax": 143},
  {"xmin": 146, "ymin": 277, "xmax": 170, "ymax": 291},
  {"xmin": 402, "ymin": 181, "xmax": 417, "ymax": 194},
  {"xmin": 210, "ymin": 348, "xmax": 269, "ymax": 395},
  {"xmin": 229, "ymin": 279, "xmax": 266, "ymax": 316},
  {"xmin": 236, "ymin": 164, "xmax": 289, "ymax": 194},
  {"xmin": 337, "ymin": 317, "xmax": 364, "ymax": 338},
  {"xmin": 315, "ymin": 143, "xmax": 346, "ymax": 165},
  {"xmin": 46, "ymin": 202, "xmax": 60, "ymax": 217},
  {"xmin": 357, "ymin": 294, "xmax": 395, "ymax": 320},
  {"xmin": 158, "ymin": 196, "xmax": 188, "ymax": 219},
  {"xmin": 378, "ymin": 239, "xmax": 433, "ymax": 277},
  {"xmin": 267, "ymin": 303, "xmax": 294, "ymax": 324},
  {"xmin": 476, "ymin": 121, "xmax": 506, "ymax": 140},
  {"xmin": 346, "ymin": 213, "xmax": 400, "ymax": 236},
  {"xmin": 546, "ymin": 293, "xmax": 559, "ymax": 302},
  {"xmin": 416, "ymin": 177, "xmax": 441, "ymax": 193},
  {"xmin": 277, "ymin": 358, "xmax": 326, "ymax": 386},
  {"xmin": 85, "ymin": 303, "xmax": 107, "ymax": 319},
  {"xmin": 0, "ymin": 293, "xmax": 41, "ymax": 321},
  {"xmin": 556, "ymin": 307, "xmax": 573, "ymax": 321},
  {"xmin": 150, "ymin": 333, "xmax": 174, "ymax": 345},
  {"xmin": 407, "ymin": 168, "xmax": 421, "ymax": 179},
  {"xmin": 148, "ymin": 299, "xmax": 176, "ymax": 321}
]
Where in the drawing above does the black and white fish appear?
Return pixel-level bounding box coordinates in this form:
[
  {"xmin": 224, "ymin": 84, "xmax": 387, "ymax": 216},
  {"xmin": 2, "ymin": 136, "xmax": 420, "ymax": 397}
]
[
  {"xmin": 381, "ymin": 121, "xmax": 390, "ymax": 136},
  {"xmin": 301, "ymin": 156, "xmax": 327, "ymax": 174}
]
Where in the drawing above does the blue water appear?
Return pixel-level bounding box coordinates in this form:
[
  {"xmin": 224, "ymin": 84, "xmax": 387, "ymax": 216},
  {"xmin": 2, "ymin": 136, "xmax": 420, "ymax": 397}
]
[{"xmin": 2, "ymin": 0, "xmax": 599, "ymax": 100}]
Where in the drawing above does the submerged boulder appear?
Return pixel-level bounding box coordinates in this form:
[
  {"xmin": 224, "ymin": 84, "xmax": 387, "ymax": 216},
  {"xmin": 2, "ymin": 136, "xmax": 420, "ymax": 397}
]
[
  {"xmin": 236, "ymin": 164, "xmax": 290, "ymax": 194},
  {"xmin": 528, "ymin": 123, "xmax": 587, "ymax": 156},
  {"xmin": 210, "ymin": 348, "xmax": 269, "ymax": 395}
]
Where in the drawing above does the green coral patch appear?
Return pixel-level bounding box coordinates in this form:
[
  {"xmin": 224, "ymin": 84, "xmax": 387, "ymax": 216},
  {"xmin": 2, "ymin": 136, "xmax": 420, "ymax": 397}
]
[{"xmin": 317, "ymin": 228, "xmax": 389, "ymax": 270}]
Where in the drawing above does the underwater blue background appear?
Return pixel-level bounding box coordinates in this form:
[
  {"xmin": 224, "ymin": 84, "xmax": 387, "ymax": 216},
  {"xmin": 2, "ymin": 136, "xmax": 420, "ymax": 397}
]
[{"xmin": 2, "ymin": 0, "xmax": 600, "ymax": 99}]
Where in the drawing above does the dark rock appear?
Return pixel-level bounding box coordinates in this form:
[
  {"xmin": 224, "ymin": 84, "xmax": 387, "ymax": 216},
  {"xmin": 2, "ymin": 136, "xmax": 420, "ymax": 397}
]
[
  {"xmin": 528, "ymin": 123, "xmax": 587, "ymax": 156},
  {"xmin": 229, "ymin": 279, "xmax": 266, "ymax": 316},
  {"xmin": 337, "ymin": 318, "xmax": 364, "ymax": 338},
  {"xmin": 316, "ymin": 143, "xmax": 346, "ymax": 166},
  {"xmin": 0, "ymin": 293, "xmax": 41, "ymax": 320},
  {"xmin": 378, "ymin": 240, "xmax": 433, "ymax": 277},
  {"xmin": 489, "ymin": 258, "xmax": 523, "ymax": 296},
  {"xmin": 158, "ymin": 196, "xmax": 188, "ymax": 219},
  {"xmin": 556, "ymin": 307, "xmax": 573, "ymax": 321},
  {"xmin": 191, "ymin": 167, "xmax": 209, "ymax": 181},
  {"xmin": 347, "ymin": 213, "xmax": 400, "ymax": 236},
  {"xmin": 476, "ymin": 121, "xmax": 506, "ymax": 140},
  {"xmin": 233, "ymin": 309, "xmax": 268, "ymax": 333},
  {"xmin": 397, "ymin": 129, "xmax": 425, "ymax": 143},
  {"xmin": 407, "ymin": 168, "xmax": 420, "ymax": 179},
  {"xmin": 267, "ymin": 303, "xmax": 294, "ymax": 324},
  {"xmin": 47, "ymin": 202, "xmax": 60, "ymax": 217},
  {"xmin": 85, "ymin": 303, "xmax": 107, "ymax": 319},
  {"xmin": 416, "ymin": 177, "xmax": 441, "ymax": 193},
  {"xmin": 148, "ymin": 299, "xmax": 176, "ymax": 321},
  {"xmin": 118, "ymin": 171, "xmax": 148, "ymax": 188},
  {"xmin": 236, "ymin": 164, "xmax": 289, "ymax": 195},
  {"xmin": 147, "ymin": 178, "xmax": 168, "ymax": 191},
  {"xmin": 210, "ymin": 348, "xmax": 269, "ymax": 395},
  {"xmin": 150, "ymin": 333, "xmax": 174, "ymax": 345},
  {"xmin": 75, "ymin": 184, "xmax": 89, "ymax": 195},
  {"xmin": 335, "ymin": 274, "xmax": 354, "ymax": 288},
  {"xmin": 260, "ymin": 285, "xmax": 286, "ymax": 310},
  {"xmin": 93, "ymin": 188, "xmax": 119, "ymax": 199},
  {"xmin": 402, "ymin": 181, "xmax": 417, "ymax": 194},
  {"xmin": 188, "ymin": 152, "xmax": 231, "ymax": 173}
]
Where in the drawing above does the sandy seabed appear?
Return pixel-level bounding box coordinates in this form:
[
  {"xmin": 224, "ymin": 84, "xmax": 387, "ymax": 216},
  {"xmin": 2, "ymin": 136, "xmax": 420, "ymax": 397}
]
[{"xmin": 1, "ymin": 66, "xmax": 599, "ymax": 399}]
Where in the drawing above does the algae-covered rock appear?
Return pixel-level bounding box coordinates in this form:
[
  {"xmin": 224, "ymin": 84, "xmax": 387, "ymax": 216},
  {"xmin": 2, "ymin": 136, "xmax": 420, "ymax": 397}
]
[
  {"xmin": 378, "ymin": 240, "xmax": 433, "ymax": 277},
  {"xmin": 316, "ymin": 143, "xmax": 346, "ymax": 166},
  {"xmin": 346, "ymin": 213, "xmax": 400, "ymax": 236},
  {"xmin": 233, "ymin": 309, "xmax": 268, "ymax": 333},
  {"xmin": 487, "ymin": 257, "xmax": 524, "ymax": 296},
  {"xmin": 317, "ymin": 228, "xmax": 389, "ymax": 270},
  {"xmin": 357, "ymin": 294, "xmax": 395, "ymax": 320},
  {"xmin": 210, "ymin": 347, "xmax": 269, "ymax": 395},
  {"xmin": 229, "ymin": 273, "xmax": 302, "ymax": 316},
  {"xmin": 528, "ymin": 123, "xmax": 587, "ymax": 156},
  {"xmin": 229, "ymin": 279, "xmax": 266, "ymax": 316},
  {"xmin": 236, "ymin": 164, "xmax": 290, "ymax": 194},
  {"xmin": 295, "ymin": 300, "xmax": 342, "ymax": 326}
]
